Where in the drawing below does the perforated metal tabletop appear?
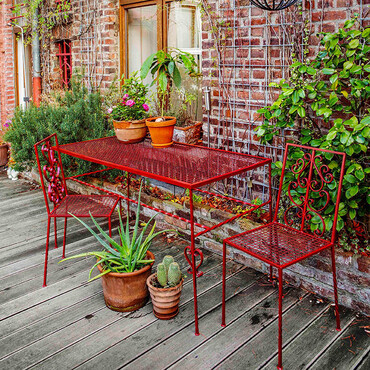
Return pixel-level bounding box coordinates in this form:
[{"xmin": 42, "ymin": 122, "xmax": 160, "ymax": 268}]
[{"xmin": 56, "ymin": 136, "xmax": 271, "ymax": 188}]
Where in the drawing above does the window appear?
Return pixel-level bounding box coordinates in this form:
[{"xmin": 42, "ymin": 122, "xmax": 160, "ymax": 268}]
[
  {"xmin": 56, "ymin": 40, "xmax": 72, "ymax": 88},
  {"xmin": 120, "ymin": 0, "xmax": 201, "ymax": 78}
]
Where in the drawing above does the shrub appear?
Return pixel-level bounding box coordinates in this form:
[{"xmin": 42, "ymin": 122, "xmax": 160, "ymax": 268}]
[
  {"xmin": 256, "ymin": 16, "xmax": 369, "ymax": 254},
  {"xmin": 4, "ymin": 75, "xmax": 114, "ymax": 177}
]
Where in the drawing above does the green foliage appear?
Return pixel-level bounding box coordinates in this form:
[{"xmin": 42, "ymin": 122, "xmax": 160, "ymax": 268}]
[
  {"xmin": 109, "ymin": 72, "xmax": 150, "ymax": 121},
  {"xmin": 4, "ymin": 74, "xmax": 113, "ymax": 175},
  {"xmin": 156, "ymin": 255, "xmax": 182, "ymax": 288},
  {"xmin": 59, "ymin": 184, "xmax": 173, "ymax": 280},
  {"xmin": 256, "ymin": 16, "xmax": 369, "ymax": 245},
  {"xmin": 141, "ymin": 49, "xmax": 200, "ymax": 117}
]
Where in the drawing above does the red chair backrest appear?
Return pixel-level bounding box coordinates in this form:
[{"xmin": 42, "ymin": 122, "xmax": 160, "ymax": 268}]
[
  {"xmin": 274, "ymin": 143, "xmax": 346, "ymax": 243},
  {"xmin": 34, "ymin": 134, "xmax": 68, "ymax": 215}
]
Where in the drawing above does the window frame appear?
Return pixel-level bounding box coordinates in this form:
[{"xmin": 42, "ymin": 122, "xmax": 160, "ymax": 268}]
[{"xmin": 119, "ymin": 0, "xmax": 178, "ymax": 79}]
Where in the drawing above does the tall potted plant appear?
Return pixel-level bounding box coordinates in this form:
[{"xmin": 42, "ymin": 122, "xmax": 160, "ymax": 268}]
[
  {"xmin": 108, "ymin": 72, "xmax": 150, "ymax": 143},
  {"xmin": 140, "ymin": 49, "xmax": 200, "ymax": 147},
  {"xmin": 60, "ymin": 185, "xmax": 173, "ymax": 312}
]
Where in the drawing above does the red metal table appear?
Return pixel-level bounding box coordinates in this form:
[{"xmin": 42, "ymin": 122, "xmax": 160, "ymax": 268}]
[{"xmin": 55, "ymin": 136, "xmax": 272, "ymax": 335}]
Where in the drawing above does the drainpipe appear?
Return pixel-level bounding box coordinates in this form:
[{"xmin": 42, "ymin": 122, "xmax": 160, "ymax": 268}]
[{"xmin": 32, "ymin": 8, "xmax": 41, "ymax": 107}]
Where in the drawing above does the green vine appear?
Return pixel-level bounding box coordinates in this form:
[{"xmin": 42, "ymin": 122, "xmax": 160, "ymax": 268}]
[{"xmin": 256, "ymin": 16, "xmax": 370, "ymax": 253}]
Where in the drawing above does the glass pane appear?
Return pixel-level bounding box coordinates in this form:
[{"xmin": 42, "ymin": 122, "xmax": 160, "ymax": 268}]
[
  {"xmin": 167, "ymin": 1, "xmax": 200, "ymax": 49},
  {"xmin": 127, "ymin": 6, "xmax": 157, "ymax": 79}
]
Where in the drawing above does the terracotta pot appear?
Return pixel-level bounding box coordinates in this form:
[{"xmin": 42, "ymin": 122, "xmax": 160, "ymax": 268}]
[
  {"xmin": 97, "ymin": 251, "xmax": 155, "ymax": 312},
  {"xmin": 147, "ymin": 273, "xmax": 183, "ymax": 320},
  {"xmin": 0, "ymin": 143, "xmax": 8, "ymax": 167},
  {"xmin": 173, "ymin": 121, "xmax": 203, "ymax": 145},
  {"xmin": 145, "ymin": 116, "xmax": 176, "ymax": 148},
  {"xmin": 113, "ymin": 119, "xmax": 147, "ymax": 143}
]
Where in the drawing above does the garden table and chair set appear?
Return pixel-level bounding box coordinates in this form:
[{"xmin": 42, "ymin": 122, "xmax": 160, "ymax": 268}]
[{"xmin": 34, "ymin": 133, "xmax": 346, "ymax": 370}]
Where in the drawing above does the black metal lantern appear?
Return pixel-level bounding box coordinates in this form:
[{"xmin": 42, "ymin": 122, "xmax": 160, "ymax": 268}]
[{"xmin": 250, "ymin": 0, "xmax": 299, "ymax": 11}]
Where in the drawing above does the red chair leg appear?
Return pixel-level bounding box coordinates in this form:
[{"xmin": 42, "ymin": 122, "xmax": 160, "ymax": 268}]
[
  {"xmin": 43, "ymin": 218, "xmax": 51, "ymax": 287},
  {"xmin": 330, "ymin": 244, "xmax": 341, "ymax": 331},
  {"xmin": 54, "ymin": 218, "xmax": 58, "ymax": 249},
  {"xmin": 62, "ymin": 217, "xmax": 67, "ymax": 259},
  {"xmin": 277, "ymin": 268, "xmax": 283, "ymax": 370},
  {"xmin": 109, "ymin": 216, "xmax": 112, "ymax": 247},
  {"xmin": 222, "ymin": 240, "xmax": 227, "ymax": 327}
]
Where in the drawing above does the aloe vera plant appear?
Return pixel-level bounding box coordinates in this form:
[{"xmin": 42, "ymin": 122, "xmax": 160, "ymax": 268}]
[{"xmin": 60, "ymin": 184, "xmax": 172, "ymax": 281}]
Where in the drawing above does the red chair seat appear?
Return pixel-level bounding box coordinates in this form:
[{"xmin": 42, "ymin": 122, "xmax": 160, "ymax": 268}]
[
  {"xmin": 225, "ymin": 222, "xmax": 330, "ymax": 269},
  {"xmin": 50, "ymin": 194, "xmax": 119, "ymax": 218}
]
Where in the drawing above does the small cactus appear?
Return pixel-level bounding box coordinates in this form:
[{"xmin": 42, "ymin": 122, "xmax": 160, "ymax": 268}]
[
  {"xmin": 168, "ymin": 262, "xmax": 182, "ymax": 287},
  {"xmin": 157, "ymin": 263, "xmax": 167, "ymax": 287},
  {"xmin": 163, "ymin": 255, "xmax": 174, "ymax": 274}
]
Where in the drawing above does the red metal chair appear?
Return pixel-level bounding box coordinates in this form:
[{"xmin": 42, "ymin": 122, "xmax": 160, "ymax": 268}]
[
  {"xmin": 222, "ymin": 143, "xmax": 346, "ymax": 369},
  {"xmin": 34, "ymin": 134, "xmax": 120, "ymax": 287}
]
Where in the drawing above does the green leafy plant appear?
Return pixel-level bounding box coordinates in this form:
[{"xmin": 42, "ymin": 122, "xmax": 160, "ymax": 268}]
[
  {"xmin": 140, "ymin": 49, "xmax": 200, "ymax": 118},
  {"xmin": 256, "ymin": 16, "xmax": 369, "ymax": 249},
  {"xmin": 4, "ymin": 73, "xmax": 112, "ymax": 176},
  {"xmin": 156, "ymin": 255, "xmax": 182, "ymax": 288},
  {"xmin": 108, "ymin": 72, "xmax": 150, "ymax": 122},
  {"xmin": 59, "ymin": 184, "xmax": 173, "ymax": 280}
]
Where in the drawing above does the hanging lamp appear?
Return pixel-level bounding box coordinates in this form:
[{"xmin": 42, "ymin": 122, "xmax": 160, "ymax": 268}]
[{"xmin": 250, "ymin": 0, "xmax": 299, "ymax": 11}]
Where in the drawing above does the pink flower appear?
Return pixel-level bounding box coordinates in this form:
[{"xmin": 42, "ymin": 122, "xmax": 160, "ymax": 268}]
[
  {"xmin": 142, "ymin": 104, "xmax": 149, "ymax": 112},
  {"xmin": 4, "ymin": 119, "xmax": 11, "ymax": 128},
  {"xmin": 122, "ymin": 94, "xmax": 129, "ymax": 100},
  {"xmin": 126, "ymin": 100, "xmax": 135, "ymax": 107},
  {"xmin": 107, "ymin": 107, "xmax": 113, "ymax": 114}
]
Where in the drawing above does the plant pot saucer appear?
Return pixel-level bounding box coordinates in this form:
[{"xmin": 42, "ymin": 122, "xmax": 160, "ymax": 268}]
[{"xmin": 151, "ymin": 141, "xmax": 173, "ymax": 148}]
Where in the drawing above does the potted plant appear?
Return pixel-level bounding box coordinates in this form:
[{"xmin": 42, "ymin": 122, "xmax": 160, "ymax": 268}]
[
  {"xmin": 108, "ymin": 72, "xmax": 150, "ymax": 143},
  {"xmin": 60, "ymin": 185, "xmax": 173, "ymax": 312},
  {"xmin": 140, "ymin": 49, "xmax": 200, "ymax": 147},
  {"xmin": 147, "ymin": 255, "xmax": 183, "ymax": 319}
]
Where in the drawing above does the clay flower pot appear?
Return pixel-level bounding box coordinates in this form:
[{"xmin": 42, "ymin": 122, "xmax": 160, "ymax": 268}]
[
  {"xmin": 97, "ymin": 251, "xmax": 155, "ymax": 312},
  {"xmin": 173, "ymin": 121, "xmax": 203, "ymax": 145},
  {"xmin": 113, "ymin": 119, "xmax": 147, "ymax": 143},
  {"xmin": 145, "ymin": 116, "xmax": 176, "ymax": 148},
  {"xmin": 147, "ymin": 272, "xmax": 183, "ymax": 320},
  {"xmin": 0, "ymin": 143, "xmax": 8, "ymax": 167}
]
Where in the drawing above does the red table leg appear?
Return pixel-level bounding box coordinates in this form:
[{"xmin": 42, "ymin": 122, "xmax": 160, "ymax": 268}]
[{"xmin": 189, "ymin": 188, "xmax": 200, "ymax": 335}]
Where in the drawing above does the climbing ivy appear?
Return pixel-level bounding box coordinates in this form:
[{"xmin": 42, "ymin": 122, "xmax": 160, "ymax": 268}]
[{"xmin": 256, "ymin": 16, "xmax": 369, "ymax": 253}]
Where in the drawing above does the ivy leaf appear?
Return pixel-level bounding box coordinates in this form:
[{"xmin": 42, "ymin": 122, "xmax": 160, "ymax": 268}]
[
  {"xmin": 301, "ymin": 135, "xmax": 311, "ymax": 144},
  {"xmin": 364, "ymin": 65, "xmax": 370, "ymax": 73},
  {"xmin": 306, "ymin": 67, "xmax": 316, "ymax": 75},
  {"xmin": 350, "ymin": 65, "xmax": 362, "ymax": 74},
  {"xmin": 297, "ymin": 106, "xmax": 306, "ymax": 117},
  {"xmin": 327, "ymin": 130, "xmax": 337, "ymax": 140},
  {"xmin": 355, "ymin": 169, "xmax": 365, "ymax": 181},
  {"xmin": 344, "ymin": 174, "xmax": 356, "ymax": 183},
  {"xmin": 348, "ymin": 200, "xmax": 358, "ymax": 208},
  {"xmin": 343, "ymin": 61, "xmax": 353, "ymax": 70},
  {"xmin": 336, "ymin": 217, "xmax": 344, "ymax": 231},
  {"xmin": 340, "ymin": 131, "xmax": 351, "ymax": 145},
  {"xmin": 348, "ymin": 39, "xmax": 360, "ymax": 49},
  {"xmin": 349, "ymin": 209, "xmax": 356, "ymax": 220},
  {"xmin": 322, "ymin": 68, "xmax": 335, "ymax": 75},
  {"xmin": 345, "ymin": 185, "xmax": 359, "ymax": 199}
]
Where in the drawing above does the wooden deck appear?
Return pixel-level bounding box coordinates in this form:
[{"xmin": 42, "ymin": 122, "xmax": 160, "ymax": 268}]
[{"xmin": 0, "ymin": 169, "xmax": 369, "ymax": 370}]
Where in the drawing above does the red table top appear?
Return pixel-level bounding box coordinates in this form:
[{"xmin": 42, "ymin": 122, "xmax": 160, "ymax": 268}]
[{"xmin": 56, "ymin": 137, "xmax": 271, "ymax": 189}]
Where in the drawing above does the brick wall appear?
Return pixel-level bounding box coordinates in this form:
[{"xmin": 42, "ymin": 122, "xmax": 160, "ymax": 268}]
[
  {"xmin": 201, "ymin": 0, "xmax": 369, "ymax": 150},
  {"xmin": 0, "ymin": 0, "xmax": 16, "ymax": 135},
  {"xmin": 42, "ymin": 0, "xmax": 120, "ymax": 93}
]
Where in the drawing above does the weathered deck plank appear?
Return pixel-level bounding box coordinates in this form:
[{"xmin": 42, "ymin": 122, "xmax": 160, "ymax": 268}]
[{"xmin": 0, "ymin": 170, "xmax": 368, "ymax": 370}]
